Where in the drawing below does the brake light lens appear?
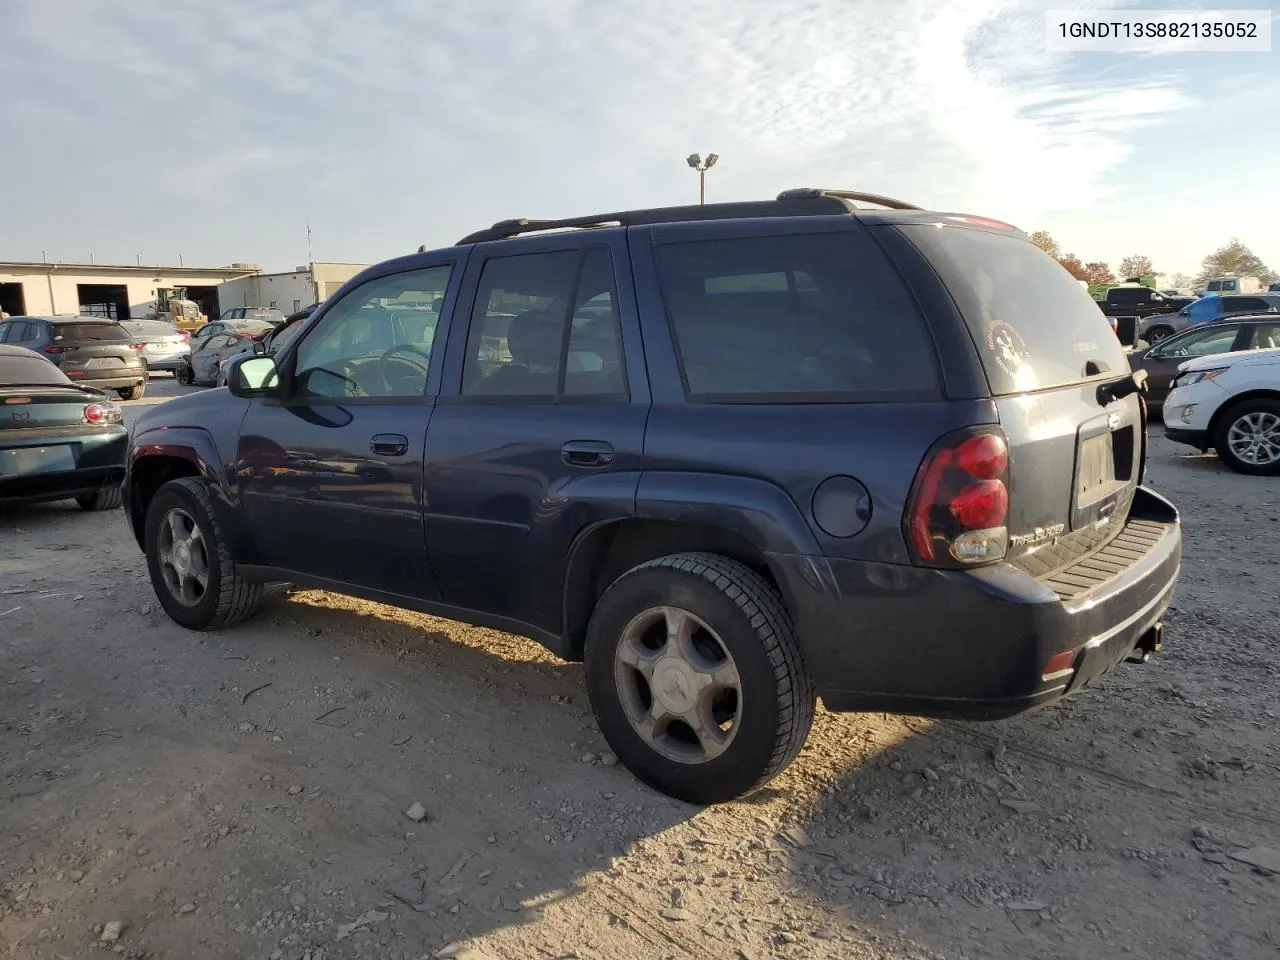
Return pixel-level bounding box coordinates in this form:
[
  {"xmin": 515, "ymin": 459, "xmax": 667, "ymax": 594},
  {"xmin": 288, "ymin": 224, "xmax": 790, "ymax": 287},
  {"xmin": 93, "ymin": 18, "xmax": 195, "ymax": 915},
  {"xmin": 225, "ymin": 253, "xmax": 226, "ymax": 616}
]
[
  {"xmin": 84, "ymin": 401, "xmax": 123, "ymax": 424},
  {"xmin": 179, "ymin": 331, "xmax": 190, "ymax": 343},
  {"xmin": 906, "ymin": 429, "xmax": 1011, "ymax": 566},
  {"xmin": 43, "ymin": 344, "xmax": 64, "ymax": 354},
  {"xmin": 130, "ymin": 341, "xmax": 147, "ymax": 350}
]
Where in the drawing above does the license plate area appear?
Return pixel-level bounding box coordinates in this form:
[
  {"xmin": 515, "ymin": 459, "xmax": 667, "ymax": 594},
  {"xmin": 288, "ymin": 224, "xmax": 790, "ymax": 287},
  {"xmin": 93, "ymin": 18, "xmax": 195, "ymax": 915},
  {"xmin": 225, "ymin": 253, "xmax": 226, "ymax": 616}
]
[
  {"xmin": 0, "ymin": 445, "xmax": 78, "ymax": 477},
  {"xmin": 84, "ymin": 357, "xmax": 117, "ymax": 368},
  {"xmin": 1072, "ymin": 419, "xmax": 1135, "ymax": 529}
]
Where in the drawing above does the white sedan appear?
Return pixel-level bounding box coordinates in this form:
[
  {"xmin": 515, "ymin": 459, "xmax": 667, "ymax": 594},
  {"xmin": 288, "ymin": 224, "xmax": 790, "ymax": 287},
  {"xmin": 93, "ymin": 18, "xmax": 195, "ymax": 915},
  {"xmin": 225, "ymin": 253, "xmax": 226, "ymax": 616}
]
[{"xmin": 1163, "ymin": 347, "xmax": 1280, "ymax": 474}]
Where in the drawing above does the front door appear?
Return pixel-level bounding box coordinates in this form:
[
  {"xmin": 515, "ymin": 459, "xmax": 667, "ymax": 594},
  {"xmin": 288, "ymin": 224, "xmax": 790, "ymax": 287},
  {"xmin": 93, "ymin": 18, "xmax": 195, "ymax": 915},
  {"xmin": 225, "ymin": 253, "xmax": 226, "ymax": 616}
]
[
  {"xmin": 1142, "ymin": 323, "xmax": 1245, "ymax": 403},
  {"xmin": 424, "ymin": 239, "xmax": 649, "ymax": 637},
  {"xmin": 236, "ymin": 262, "xmax": 457, "ymax": 601}
]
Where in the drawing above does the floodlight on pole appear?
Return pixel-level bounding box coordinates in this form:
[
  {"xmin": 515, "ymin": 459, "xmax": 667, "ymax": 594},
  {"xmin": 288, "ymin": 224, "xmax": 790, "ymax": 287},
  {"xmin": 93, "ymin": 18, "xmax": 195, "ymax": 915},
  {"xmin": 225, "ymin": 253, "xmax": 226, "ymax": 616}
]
[{"xmin": 686, "ymin": 151, "xmax": 719, "ymax": 204}]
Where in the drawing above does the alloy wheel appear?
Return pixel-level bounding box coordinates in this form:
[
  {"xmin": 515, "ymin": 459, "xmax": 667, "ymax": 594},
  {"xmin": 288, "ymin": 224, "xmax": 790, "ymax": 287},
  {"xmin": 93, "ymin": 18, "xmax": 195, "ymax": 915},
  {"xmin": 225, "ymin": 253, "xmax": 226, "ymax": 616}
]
[
  {"xmin": 157, "ymin": 507, "xmax": 210, "ymax": 605},
  {"xmin": 1227, "ymin": 411, "xmax": 1280, "ymax": 466},
  {"xmin": 613, "ymin": 605, "xmax": 743, "ymax": 764}
]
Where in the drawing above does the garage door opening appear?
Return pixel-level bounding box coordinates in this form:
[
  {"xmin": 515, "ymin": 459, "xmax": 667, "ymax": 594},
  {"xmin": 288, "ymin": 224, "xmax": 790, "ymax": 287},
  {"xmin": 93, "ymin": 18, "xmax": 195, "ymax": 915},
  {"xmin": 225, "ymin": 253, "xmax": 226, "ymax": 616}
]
[
  {"xmin": 0, "ymin": 282, "xmax": 26, "ymax": 316},
  {"xmin": 77, "ymin": 283, "xmax": 130, "ymax": 320},
  {"xmin": 184, "ymin": 285, "xmax": 220, "ymax": 324}
]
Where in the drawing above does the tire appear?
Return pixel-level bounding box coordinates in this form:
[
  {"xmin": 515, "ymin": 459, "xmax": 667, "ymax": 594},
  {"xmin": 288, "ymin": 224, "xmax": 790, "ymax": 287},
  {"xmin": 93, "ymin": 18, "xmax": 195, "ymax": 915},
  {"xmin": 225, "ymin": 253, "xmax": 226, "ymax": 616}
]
[
  {"xmin": 76, "ymin": 483, "xmax": 123, "ymax": 511},
  {"xmin": 175, "ymin": 363, "xmax": 192, "ymax": 385},
  {"xmin": 1145, "ymin": 326, "xmax": 1173, "ymax": 344},
  {"xmin": 118, "ymin": 380, "xmax": 145, "ymax": 400},
  {"xmin": 584, "ymin": 552, "xmax": 815, "ymax": 804},
  {"xmin": 144, "ymin": 476, "xmax": 263, "ymax": 629},
  {"xmin": 1213, "ymin": 398, "xmax": 1280, "ymax": 476}
]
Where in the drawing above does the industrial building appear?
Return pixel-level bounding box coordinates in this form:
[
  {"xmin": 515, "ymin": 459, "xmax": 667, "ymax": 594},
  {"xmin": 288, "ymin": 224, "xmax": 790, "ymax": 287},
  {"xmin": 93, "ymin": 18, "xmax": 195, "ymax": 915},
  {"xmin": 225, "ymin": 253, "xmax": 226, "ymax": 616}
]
[{"xmin": 0, "ymin": 260, "xmax": 369, "ymax": 322}]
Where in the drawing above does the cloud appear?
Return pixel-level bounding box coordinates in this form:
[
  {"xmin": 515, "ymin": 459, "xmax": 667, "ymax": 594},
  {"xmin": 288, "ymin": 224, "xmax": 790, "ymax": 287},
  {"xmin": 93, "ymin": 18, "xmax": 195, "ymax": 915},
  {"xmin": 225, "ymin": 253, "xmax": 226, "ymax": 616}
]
[{"xmin": 0, "ymin": 0, "xmax": 1207, "ymax": 266}]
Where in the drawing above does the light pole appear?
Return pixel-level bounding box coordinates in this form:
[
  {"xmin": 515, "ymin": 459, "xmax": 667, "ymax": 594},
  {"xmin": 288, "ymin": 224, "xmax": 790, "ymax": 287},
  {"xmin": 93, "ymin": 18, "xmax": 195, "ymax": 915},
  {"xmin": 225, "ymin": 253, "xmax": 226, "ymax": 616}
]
[{"xmin": 686, "ymin": 152, "xmax": 719, "ymax": 204}]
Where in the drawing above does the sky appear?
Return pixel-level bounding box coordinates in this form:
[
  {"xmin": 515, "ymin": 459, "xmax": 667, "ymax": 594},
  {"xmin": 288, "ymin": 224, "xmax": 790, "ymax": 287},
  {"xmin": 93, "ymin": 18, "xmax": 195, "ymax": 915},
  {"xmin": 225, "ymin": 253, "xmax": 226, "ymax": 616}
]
[{"xmin": 0, "ymin": 0, "xmax": 1276, "ymax": 279}]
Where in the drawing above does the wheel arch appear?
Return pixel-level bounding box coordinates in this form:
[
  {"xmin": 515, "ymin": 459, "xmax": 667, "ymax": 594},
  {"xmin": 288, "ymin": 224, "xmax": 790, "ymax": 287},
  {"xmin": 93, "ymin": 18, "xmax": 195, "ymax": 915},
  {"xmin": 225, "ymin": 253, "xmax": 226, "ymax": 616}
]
[
  {"xmin": 126, "ymin": 428, "xmax": 230, "ymax": 551},
  {"xmin": 1206, "ymin": 389, "xmax": 1280, "ymax": 451}
]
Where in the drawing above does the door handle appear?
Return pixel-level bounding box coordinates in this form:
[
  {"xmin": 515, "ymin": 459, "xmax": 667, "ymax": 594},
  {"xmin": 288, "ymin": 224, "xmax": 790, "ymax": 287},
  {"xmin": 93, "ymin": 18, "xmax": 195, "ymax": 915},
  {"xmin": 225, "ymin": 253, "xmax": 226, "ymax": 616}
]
[
  {"xmin": 561, "ymin": 440, "xmax": 614, "ymax": 467},
  {"xmin": 370, "ymin": 434, "xmax": 409, "ymax": 457}
]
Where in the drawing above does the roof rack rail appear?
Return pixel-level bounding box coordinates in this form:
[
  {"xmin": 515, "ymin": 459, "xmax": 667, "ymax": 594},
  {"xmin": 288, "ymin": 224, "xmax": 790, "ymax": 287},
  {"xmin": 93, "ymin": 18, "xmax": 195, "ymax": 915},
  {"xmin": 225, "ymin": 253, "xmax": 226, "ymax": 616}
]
[
  {"xmin": 454, "ymin": 195, "xmax": 854, "ymax": 245},
  {"xmin": 775, "ymin": 188, "xmax": 923, "ymax": 210}
]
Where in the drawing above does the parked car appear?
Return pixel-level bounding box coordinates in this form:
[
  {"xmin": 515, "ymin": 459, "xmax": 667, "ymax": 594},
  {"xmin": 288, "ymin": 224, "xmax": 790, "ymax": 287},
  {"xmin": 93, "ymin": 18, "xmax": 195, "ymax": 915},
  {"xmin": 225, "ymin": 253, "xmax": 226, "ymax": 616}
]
[
  {"xmin": 1098, "ymin": 285, "xmax": 1193, "ymax": 323},
  {"xmin": 284, "ymin": 303, "xmax": 320, "ymax": 324},
  {"xmin": 120, "ymin": 319, "xmax": 191, "ymax": 374},
  {"xmin": 1163, "ymin": 347, "xmax": 1280, "ymax": 474},
  {"xmin": 219, "ymin": 307, "xmax": 287, "ymax": 326},
  {"xmin": 1139, "ymin": 293, "xmax": 1280, "ymax": 343},
  {"xmin": 1128, "ymin": 316, "xmax": 1280, "ymax": 409},
  {"xmin": 0, "ymin": 344, "xmax": 127, "ymax": 509},
  {"xmin": 0, "ymin": 316, "xmax": 148, "ymax": 399},
  {"xmin": 124, "ymin": 189, "xmax": 1181, "ymax": 804},
  {"xmin": 175, "ymin": 319, "xmax": 275, "ymax": 385}
]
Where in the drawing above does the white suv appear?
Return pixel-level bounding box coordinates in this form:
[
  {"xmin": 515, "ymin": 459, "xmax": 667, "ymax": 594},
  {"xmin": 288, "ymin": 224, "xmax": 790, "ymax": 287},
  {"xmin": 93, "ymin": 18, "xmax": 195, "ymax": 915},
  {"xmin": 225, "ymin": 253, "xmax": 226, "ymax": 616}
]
[{"xmin": 1163, "ymin": 347, "xmax": 1280, "ymax": 474}]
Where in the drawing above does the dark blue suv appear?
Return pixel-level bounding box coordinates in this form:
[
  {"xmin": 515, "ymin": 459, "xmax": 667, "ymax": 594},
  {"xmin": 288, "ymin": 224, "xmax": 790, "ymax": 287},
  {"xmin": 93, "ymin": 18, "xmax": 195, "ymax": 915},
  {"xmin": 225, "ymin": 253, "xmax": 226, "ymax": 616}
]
[{"xmin": 123, "ymin": 190, "xmax": 1182, "ymax": 804}]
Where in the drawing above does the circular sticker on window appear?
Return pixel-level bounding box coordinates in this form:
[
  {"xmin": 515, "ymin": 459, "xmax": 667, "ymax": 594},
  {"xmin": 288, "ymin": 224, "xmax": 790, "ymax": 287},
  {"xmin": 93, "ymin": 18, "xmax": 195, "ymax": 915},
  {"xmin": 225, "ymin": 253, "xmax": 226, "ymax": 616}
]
[{"xmin": 984, "ymin": 319, "xmax": 1029, "ymax": 380}]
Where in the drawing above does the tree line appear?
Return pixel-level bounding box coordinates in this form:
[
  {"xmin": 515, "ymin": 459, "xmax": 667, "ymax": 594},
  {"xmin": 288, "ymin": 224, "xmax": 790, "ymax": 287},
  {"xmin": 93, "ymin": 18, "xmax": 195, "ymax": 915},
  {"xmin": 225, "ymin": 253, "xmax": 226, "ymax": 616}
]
[{"xmin": 1028, "ymin": 232, "xmax": 1277, "ymax": 289}]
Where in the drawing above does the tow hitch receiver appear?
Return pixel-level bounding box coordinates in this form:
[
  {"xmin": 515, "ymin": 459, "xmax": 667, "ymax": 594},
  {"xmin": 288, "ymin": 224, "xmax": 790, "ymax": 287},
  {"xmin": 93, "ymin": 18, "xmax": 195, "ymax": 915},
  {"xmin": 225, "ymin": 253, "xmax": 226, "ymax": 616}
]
[{"xmin": 1126, "ymin": 622, "xmax": 1164, "ymax": 664}]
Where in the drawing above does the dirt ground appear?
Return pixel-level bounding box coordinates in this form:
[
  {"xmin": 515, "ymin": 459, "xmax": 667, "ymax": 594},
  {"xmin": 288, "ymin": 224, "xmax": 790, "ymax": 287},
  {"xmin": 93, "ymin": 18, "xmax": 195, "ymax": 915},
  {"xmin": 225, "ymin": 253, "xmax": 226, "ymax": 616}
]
[{"xmin": 2, "ymin": 406, "xmax": 1278, "ymax": 960}]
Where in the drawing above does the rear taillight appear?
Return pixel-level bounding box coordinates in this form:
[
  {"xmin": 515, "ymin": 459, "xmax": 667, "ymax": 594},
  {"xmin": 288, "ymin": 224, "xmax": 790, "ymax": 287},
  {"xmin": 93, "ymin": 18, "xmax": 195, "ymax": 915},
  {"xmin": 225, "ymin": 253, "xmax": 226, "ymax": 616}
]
[
  {"xmin": 130, "ymin": 342, "xmax": 147, "ymax": 350},
  {"xmin": 84, "ymin": 401, "xmax": 123, "ymax": 424},
  {"xmin": 180, "ymin": 331, "xmax": 190, "ymax": 343},
  {"xmin": 43, "ymin": 344, "xmax": 64, "ymax": 354},
  {"xmin": 906, "ymin": 428, "xmax": 1010, "ymax": 566}
]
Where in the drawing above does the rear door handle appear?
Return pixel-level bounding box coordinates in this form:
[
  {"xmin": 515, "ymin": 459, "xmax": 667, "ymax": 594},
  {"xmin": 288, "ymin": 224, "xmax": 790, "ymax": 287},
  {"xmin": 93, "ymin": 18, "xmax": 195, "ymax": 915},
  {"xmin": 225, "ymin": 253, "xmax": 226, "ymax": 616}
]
[
  {"xmin": 370, "ymin": 434, "xmax": 409, "ymax": 457},
  {"xmin": 561, "ymin": 440, "xmax": 614, "ymax": 467}
]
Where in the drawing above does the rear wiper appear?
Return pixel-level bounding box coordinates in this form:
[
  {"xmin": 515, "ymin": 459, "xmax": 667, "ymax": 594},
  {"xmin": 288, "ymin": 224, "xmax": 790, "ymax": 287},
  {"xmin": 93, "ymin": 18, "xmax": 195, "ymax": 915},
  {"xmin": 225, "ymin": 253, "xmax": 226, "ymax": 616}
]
[{"xmin": 1097, "ymin": 369, "xmax": 1148, "ymax": 406}]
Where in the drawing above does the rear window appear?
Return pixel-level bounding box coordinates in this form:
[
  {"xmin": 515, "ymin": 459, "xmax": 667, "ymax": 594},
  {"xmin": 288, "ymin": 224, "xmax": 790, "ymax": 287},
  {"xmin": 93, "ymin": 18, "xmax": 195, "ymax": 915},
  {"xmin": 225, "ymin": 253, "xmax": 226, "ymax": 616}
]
[
  {"xmin": 122, "ymin": 320, "xmax": 179, "ymax": 338},
  {"xmin": 52, "ymin": 322, "xmax": 129, "ymax": 343},
  {"xmin": 902, "ymin": 225, "xmax": 1127, "ymax": 395},
  {"xmin": 1107, "ymin": 287, "xmax": 1151, "ymax": 304},
  {"xmin": 655, "ymin": 231, "xmax": 940, "ymax": 402},
  {"xmin": 0, "ymin": 354, "xmax": 72, "ymax": 385}
]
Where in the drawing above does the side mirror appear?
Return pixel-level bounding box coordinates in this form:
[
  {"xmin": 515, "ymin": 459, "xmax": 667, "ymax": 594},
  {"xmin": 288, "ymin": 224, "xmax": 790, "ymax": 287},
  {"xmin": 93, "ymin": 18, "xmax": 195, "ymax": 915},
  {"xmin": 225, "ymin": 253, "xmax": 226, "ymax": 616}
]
[{"xmin": 226, "ymin": 355, "xmax": 281, "ymax": 398}]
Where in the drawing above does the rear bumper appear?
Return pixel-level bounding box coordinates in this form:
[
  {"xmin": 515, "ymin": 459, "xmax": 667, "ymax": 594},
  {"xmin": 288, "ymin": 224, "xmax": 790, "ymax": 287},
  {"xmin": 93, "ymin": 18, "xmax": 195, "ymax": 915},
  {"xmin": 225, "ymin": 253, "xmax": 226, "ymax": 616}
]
[
  {"xmin": 0, "ymin": 429, "xmax": 127, "ymax": 504},
  {"xmin": 770, "ymin": 486, "xmax": 1181, "ymax": 719},
  {"xmin": 69, "ymin": 374, "xmax": 146, "ymax": 389},
  {"xmin": 144, "ymin": 357, "xmax": 187, "ymax": 371}
]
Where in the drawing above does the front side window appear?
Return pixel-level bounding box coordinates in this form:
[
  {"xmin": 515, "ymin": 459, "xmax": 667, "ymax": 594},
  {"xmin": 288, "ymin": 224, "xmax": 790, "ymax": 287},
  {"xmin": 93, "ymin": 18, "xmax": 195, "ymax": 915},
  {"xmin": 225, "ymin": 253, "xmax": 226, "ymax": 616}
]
[
  {"xmin": 656, "ymin": 231, "xmax": 939, "ymax": 401},
  {"xmin": 462, "ymin": 247, "xmax": 626, "ymax": 400},
  {"xmin": 291, "ymin": 266, "xmax": 452, "ymax": 399},
  {"xmin": 1156, "ymin": 325, "xmax": 1240, "ymax": 358}
]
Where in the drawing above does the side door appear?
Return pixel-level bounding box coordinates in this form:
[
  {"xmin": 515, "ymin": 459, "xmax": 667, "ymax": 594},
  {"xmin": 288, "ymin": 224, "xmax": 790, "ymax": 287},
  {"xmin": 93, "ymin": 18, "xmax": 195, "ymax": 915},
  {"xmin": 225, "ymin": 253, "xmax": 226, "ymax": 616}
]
[
  {"xmin": 423, "ymin": 236, "xmax": 649, "ymax": 639},
  {"xmin": 236, "ymin": 261, "xmax": 459, "ymax": 601}
]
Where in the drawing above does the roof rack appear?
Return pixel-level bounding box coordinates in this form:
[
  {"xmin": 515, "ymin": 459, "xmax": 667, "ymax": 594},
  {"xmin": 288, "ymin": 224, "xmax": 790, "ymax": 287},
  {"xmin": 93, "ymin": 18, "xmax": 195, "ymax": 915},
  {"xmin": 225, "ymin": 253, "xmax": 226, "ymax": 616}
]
[
  {"xmin": 775, "ymin": 188, "xmax": 923, "ymax": 210},
  {"xmin": 453, "ymin": 187, "xmax": 928, "ymax": 245}
]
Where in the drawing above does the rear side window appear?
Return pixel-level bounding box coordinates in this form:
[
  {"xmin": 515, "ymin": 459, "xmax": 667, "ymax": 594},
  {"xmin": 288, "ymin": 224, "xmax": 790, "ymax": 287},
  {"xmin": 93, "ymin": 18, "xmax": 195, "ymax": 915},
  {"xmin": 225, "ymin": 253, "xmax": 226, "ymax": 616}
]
[
  {"xmin": 902, "ymin": 226, "xmax": 1127, "ymax": 395},
  {"xmin": 53, "ymin": 322, "xmax": 129, "ymax": 342},
  {"xmin": 655, "ymin": 232, "xmax": 939, "ymax": 402},
  {"xmin": 1225, "ymin": 296, "xmax": 1267, "ymax": 312}
]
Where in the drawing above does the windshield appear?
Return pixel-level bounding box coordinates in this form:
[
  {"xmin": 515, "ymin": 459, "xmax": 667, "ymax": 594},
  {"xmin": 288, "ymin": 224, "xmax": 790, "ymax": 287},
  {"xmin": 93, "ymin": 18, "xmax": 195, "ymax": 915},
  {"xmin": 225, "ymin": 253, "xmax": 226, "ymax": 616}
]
[
  {"xmin": 52, "ymin": 322, "xmax": 130, "ymax": 342},
  {"xmin": 901, "ymin": 225, "xmax": 1128, "ymax": 395}
]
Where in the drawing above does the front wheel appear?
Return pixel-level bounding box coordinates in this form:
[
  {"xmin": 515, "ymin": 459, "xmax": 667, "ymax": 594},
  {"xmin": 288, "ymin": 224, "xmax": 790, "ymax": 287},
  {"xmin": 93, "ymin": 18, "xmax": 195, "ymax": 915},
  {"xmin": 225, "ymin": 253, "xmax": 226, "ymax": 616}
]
[
  {"xmin": 1144, "ymin": 326, "xmax": 1174, "ymax": 344},
  {"xmin": 1214, "ymin": 399, "xmax": 1280, "ymax": 475},
  {"xmin": 584, "ymin": 553, "xmax": 815, "ymax": 804},
  {"xmin": 117, "ymin": 381, "xmax": 145, "ymax": 400},
  {"xmin": 144, "ymin": 477, "xmax": 263, "ymax": 629}
]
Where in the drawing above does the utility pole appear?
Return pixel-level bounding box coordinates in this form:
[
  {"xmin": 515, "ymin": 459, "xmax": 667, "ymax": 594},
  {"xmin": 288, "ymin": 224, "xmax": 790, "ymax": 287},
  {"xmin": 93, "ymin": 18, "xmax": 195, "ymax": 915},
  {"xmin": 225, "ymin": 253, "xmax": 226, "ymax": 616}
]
[{"xmin": 685, "ymin": 153, "xmax": 720, "ymax": 204}]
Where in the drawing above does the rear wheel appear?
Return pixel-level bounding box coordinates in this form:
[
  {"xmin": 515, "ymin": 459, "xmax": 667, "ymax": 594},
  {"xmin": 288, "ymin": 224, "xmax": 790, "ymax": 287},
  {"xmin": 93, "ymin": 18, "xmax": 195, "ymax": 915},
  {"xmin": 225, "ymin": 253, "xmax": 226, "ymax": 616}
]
[
  {"xmin": 144, "ymin": 477, "xmax": 262, "ymax": 629},
  {"xmin": 1145, "ymin": 325, "xmax": 1174, "ymax": 343},
  {"xmin": 76, "ymin": 483, "xmax": 122, "ymax": 511},
  {"xmin": 584, "ymin": 553, "xmax": 814, "ymax": 804},
  {"xmin": 1214, "ymin": 398, "xmax": 1280, "ymax": 475},
  {"xmin": 118, "ymin": 381, "xmax": 145, "ymax": 400}
]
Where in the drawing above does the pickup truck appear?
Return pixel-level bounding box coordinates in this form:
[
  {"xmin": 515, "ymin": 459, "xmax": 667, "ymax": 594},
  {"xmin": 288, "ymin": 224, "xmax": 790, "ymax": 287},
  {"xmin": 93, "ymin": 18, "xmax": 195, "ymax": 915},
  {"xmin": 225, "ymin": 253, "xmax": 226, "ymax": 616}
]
[{"xmin": 1099, "ymin": 286, "xmax": 1194, "ymax": 320}]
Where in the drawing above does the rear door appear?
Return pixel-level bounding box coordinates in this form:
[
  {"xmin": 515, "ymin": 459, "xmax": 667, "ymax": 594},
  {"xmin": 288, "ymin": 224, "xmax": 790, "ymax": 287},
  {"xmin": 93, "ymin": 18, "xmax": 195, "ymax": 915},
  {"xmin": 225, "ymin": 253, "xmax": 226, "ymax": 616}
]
[
  {"xmin": 50, "ymin": 321, "xmax": 139, "ymax": 379},
  {"xmin": 422, "ymin": 235, "xmax": 649, "ymax": 638},
  {"xmin": 896, "ymin": 224, "xmax": 1144, "ymax": 569}
]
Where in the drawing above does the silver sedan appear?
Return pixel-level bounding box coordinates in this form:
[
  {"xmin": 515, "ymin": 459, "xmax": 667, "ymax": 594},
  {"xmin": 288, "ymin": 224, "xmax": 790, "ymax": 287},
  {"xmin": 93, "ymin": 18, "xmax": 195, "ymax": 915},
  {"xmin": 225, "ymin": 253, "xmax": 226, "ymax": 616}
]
[
  {"xmin": 120, "ymin": 319, "xmax": 191, "ymax": 373},
  {"xmin": 183, "ymin": 320, "xmax": 274, "ymax": 386}
]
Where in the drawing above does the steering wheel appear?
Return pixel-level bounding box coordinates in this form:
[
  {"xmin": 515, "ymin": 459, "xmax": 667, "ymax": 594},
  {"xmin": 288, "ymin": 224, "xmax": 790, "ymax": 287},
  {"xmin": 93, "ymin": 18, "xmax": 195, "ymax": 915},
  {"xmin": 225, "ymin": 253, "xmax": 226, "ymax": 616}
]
[{"xmin": 378, "ymin": 345, "xmax": 430, "ymax": 393}]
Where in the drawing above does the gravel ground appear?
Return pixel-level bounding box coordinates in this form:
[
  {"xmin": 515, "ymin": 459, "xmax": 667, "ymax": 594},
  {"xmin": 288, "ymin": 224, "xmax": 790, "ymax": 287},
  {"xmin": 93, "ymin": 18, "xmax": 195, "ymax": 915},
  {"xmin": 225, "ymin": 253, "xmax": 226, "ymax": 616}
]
[{"xmin": 1, "ymin": 422, "xmax": 1278, "ymax": 960}]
